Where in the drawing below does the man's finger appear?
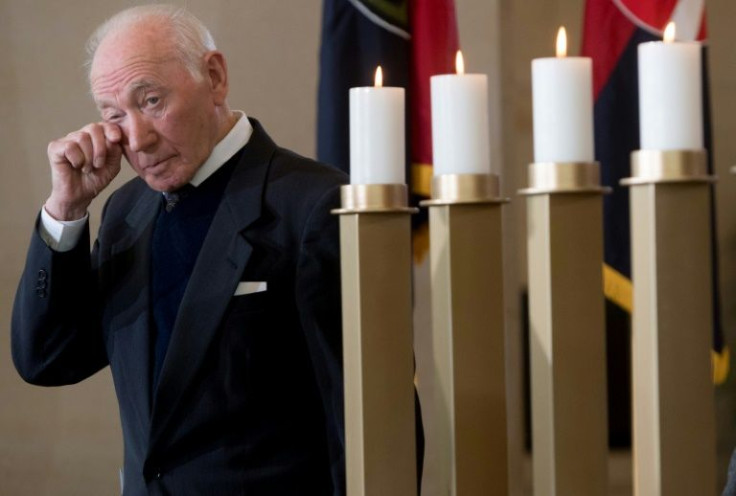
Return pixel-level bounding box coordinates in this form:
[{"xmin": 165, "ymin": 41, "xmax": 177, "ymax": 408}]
[
  {"xmin": 102, "ymin": 122, "xmax": 122, "ymax": 144},
  {"xmin": 84, "ymin": 125, "xmax": 109, "ymax": 168},
  {"xmin": 70, "ymin": 132, "xmax": 95, "ymax": 173},
  {"xmin": 47, "ymin": 139, "xmax": 67, "ymax": 163},
  {"xmin": 62, "ymin": 141, "xmax": 87, "ymax": 169},
  {"xmin": 106, "ymin": 140, "xmax": 124, "ymax": 164}
]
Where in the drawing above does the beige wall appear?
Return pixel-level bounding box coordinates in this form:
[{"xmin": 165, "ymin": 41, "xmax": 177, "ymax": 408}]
[{"xmin": 1, "ymin": 1, "xmax": 735, "ymax": 495}]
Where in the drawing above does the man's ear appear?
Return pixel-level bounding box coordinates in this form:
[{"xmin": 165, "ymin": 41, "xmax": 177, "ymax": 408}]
[{"xmin": 204, "ymin": 51, "xmax": 229, "ymax": 105}]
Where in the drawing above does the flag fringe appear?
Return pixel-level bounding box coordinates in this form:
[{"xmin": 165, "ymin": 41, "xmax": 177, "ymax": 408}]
[
  {"xmin": 603, "ymin": 263, "xmax": 633, "ymax": 313},
  {"xmin": 411, "ymin": 163, "xmax": 433, "ymax": 198},
  {"xmin": 713, "ymin": 346, "xmax": 730, "ymax": 385}
]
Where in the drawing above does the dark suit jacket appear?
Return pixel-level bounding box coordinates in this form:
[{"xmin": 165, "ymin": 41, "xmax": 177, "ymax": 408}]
[{"xmin": 12, "ymin": 119, "xmax": 348, "ymax": 495}]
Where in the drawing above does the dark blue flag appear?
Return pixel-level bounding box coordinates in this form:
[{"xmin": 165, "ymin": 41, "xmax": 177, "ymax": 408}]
[{"xmin": 317, "ymin": 0, "xmax": 410, "ymax": 175}]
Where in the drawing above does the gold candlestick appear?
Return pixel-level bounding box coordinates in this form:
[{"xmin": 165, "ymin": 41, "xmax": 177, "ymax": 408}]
[
  {"xmin": 420, "ymin": 173, "xmax": 509, "ymax": 495},
  {"xmin": 519, "ymin": 162, "xmax": 609, "ymax": 496},
  {"xmin": 333, "ymin": 184, "xmax": 418, "ymax": 496},
  {"xmin": 621, "ymin": 150, "xmax": 716, "ymax": 496}
]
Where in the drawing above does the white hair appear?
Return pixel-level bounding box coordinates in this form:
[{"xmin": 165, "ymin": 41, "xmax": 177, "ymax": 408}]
[{"xmin": 86, "ymin": 4, "xmax": 216, "ymax": 80}]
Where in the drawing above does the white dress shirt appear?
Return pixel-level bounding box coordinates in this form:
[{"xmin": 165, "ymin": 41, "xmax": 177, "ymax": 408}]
[{"xmin": 40, "ymin": 111, "xmax": 253, "ymax": 252}]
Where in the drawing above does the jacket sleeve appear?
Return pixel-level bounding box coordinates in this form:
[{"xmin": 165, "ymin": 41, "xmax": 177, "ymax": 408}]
[
  {"xmin": 294, "ymin": 183, "xmax": 346, "ymax": 496},
  {"xmin": 11, "ymin": 215, "xmax": 108, "ymax": 386}
]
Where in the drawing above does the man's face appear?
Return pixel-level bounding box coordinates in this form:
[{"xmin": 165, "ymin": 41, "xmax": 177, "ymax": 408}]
[{"xmin": 90, "ymin": 23, "xmax": 221, "ymax": 192}]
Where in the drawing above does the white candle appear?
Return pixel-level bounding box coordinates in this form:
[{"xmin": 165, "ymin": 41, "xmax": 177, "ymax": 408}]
[
  {"xmin": 431, "ymin": 51, "xmax": 491, "ymax": 176},
  {"xmin": 349, "ymin": 66, "xmax": 405, "ymax": 184},
  {"xmin": 638, "ymin": 22, "xmax": 703, "ymax": 150},
  {"xmin": 531, "ymin": 27, "xmax": 594, "ymax": 163}
]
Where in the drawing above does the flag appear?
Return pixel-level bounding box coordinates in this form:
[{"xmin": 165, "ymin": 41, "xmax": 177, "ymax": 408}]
[
  {"xmin": 582, "ymin": 0, "xmax": 728, "ymax": 446},
  {"xmin": 317, "ymin": 0, "xmax": 410, "ymax": 176},
  {"xmin": 317, "ymin": 0, "xmax": 459, "ymax": 259},
  {"xmin": 408, "ymin": 0, "xmax": 459, "ymax": 200}
]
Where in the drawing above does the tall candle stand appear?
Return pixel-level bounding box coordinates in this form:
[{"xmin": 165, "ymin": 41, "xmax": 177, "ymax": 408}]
[
  {"xmin": 420, "ymin": 173, "xmax": 509, "ymax": 495},
  {"xmin": 621, "ymin": 150, "xmax": 716, "ymax": 496},
  {"xmin": 333, "ymin": 183, "xmax": 418, "ymax": 496},
  {"xmin": 519, "ymin": 162, "xmax": 609, "ymax": 495}
]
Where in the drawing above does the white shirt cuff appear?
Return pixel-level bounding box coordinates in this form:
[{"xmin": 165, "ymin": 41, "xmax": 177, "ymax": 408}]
[{"xmin": 39, "ymin": 206, "xmax": 88, "ymax": 252}]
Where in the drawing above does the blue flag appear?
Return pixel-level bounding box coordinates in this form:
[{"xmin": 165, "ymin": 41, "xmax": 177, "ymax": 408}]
[{"xmin": 317, "ymin": 0, "xmax": 410, "ymax": 175}]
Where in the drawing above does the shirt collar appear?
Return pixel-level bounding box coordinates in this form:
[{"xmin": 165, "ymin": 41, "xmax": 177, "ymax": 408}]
[{"xmin": 189, "ymin": 110, "xmax": 253, "ymax": 187}]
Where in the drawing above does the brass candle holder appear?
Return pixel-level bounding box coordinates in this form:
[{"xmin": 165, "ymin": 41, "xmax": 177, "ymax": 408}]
[
  {"xmin": 333, "ymin": 183, "xmax": 418, "ymax": 496},
  {"xmin": 519, "ymin": 162, "xmax": 609, "ymax": 496},
  {"xmin": 621, "ymin": 150, "xmax": 716, "ymax": 496},
  {"xmin": 420, "ymin": 173, "xmax": 510, "ymax": 495}
]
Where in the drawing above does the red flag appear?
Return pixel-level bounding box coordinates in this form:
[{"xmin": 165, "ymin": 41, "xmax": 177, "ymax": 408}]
[{"xmin": 409, "ymin": 0, "xmax": 459, "ymax": 199}]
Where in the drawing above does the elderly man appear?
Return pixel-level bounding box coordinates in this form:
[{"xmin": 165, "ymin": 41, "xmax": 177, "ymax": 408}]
[{"xmin": 12, "ymin": 5, "xmax": 346, "ymax": 495}]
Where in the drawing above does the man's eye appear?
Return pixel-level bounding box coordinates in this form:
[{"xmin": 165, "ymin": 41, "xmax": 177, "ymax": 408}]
[{"xmin": 145, "ymin": 96, "xmax": 160, "ymax": 106}]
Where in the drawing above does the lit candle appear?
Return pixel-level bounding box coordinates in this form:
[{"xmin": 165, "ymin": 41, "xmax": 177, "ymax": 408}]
[
  {"xmin": 638, "ymin": 22, "xmax": 703, "ymax": 150},
  {"xmin": 430, "ymin": 51, "xmax": 491, "ymax": 175},
  {"xmin": 531, "ymin": 27, "xmax": 594, "ymax": 163},
  {"xmin": 349, "ymin": 66, "xmax": 405, "ymax": 184}
]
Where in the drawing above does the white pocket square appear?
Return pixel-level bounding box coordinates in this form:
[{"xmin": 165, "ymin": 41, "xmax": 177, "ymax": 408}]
[{"xmin": 234, "ymin": 281, "xmax": 268, "ymax": 296}]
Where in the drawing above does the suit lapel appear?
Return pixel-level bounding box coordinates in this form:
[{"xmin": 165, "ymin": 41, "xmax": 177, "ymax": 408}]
[
  {"xmin": 150, "ymin": 120, "xmax": 277, "ymax": 446},
  {"xmin": 110, "ymin": 186, "xmax": 160, "ymax": 427}
]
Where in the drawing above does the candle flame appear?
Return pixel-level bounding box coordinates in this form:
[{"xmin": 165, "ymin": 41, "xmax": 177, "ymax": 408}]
[
  {"xmin": 455, "ymin": 50, "xmax": 465, "ymax": 75},
  {"xmin": 374, "ymin": 66, "xmax": 383, "ymax": 87},
  {"xmin": 556, "ymin": 26, "xmax": 567, "ymax": 57},
  {"xmin": 664, "ymin": 21, "xmax": 676, "ymax": 42}
]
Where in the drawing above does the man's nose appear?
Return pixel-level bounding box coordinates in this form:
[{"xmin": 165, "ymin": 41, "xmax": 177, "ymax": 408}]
[{"xmin": 124, "ymin": 113, "xmax": 157, "ymax": 152}]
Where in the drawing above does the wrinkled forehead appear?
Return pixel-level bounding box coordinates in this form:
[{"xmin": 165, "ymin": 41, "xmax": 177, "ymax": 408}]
[{"xmin": 89, "ymin": 19, "xmax": 177, "ymax": 87}]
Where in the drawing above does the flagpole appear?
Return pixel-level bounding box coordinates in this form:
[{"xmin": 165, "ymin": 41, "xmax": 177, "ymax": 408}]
[
  {"xmin": 333, "ymin": 183, "xmax": 418, "ymax": 496},
  {"xmin": 519, "ymin": 161, "xmax": 609, "ymax": 496},
  {"xmin": 621, "ymin": 149, "xmax": 717, "ymax": 496},
  {"xmin": 421, "ymin": 173, "xmax": 509, "ymax": 495}
]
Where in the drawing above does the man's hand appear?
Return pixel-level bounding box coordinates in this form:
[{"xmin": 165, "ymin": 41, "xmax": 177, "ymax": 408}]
[{"xmin": 45, "ymin": 122, "xmax": 124, "ymax": 221}]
